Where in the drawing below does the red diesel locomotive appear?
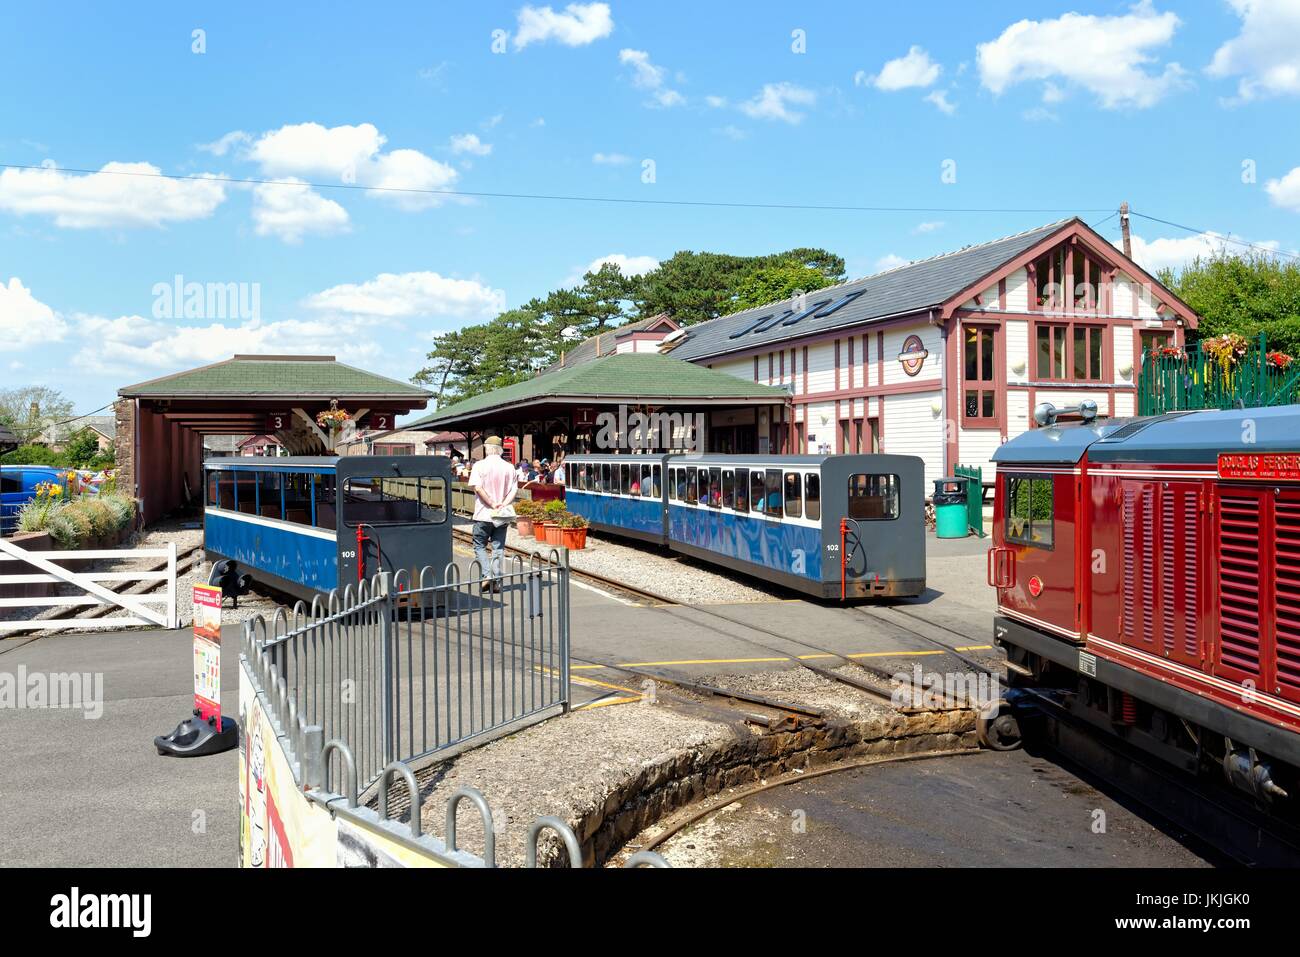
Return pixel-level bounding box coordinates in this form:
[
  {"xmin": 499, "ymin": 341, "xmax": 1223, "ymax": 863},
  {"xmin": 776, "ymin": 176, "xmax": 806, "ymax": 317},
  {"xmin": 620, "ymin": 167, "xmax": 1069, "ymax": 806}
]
[{"xmin": 989, "ymin": 403, "xmax": 1300, "ymax": 810}]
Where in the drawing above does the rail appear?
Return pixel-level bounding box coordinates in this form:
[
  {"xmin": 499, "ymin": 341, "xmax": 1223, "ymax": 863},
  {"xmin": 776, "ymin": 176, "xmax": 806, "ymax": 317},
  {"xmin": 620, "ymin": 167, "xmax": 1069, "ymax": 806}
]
[
  {"xmin": 1138, "ymin": 332, "xmax": 1300, "ymax": 415},
  {"xmin": 246, "ymin": 552, "xmax": 571, "ymax": 797}
]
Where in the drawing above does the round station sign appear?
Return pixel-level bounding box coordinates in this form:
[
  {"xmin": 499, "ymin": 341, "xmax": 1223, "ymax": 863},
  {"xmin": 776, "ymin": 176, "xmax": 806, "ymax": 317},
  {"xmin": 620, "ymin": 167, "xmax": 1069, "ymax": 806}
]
[
  {"xmin": 897, "ymin": 334, "xmax": 929, "ymax": 377},
  {"xmin": 1028, "ymin": 576, "xmax": 1044, "ymax": 598}
]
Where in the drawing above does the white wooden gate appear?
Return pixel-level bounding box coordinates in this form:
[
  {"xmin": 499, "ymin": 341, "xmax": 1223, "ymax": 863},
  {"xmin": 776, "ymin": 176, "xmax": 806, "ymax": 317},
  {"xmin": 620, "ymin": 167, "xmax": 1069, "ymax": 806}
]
[{"xmin": 0, "ymin": 538, "xmax": 179, "ymax": 634}]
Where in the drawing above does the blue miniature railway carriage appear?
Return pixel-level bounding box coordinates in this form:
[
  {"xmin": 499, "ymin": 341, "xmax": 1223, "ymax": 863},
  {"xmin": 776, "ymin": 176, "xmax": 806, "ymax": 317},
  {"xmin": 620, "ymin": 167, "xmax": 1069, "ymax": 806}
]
[
  {"xmin": 202, "ymin": 455, "xmax": 452, "ymax": 601},
  {"xmin": 564, "ymin": 452, "xmax": 925, "ymax": 600}
]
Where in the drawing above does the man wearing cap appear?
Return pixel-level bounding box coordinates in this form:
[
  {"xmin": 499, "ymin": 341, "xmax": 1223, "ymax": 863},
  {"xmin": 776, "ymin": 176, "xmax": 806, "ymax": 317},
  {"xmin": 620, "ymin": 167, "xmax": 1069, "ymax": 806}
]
[{"xmin": 468, "ymin": 436, "xmax": 518, "ymax": 592}]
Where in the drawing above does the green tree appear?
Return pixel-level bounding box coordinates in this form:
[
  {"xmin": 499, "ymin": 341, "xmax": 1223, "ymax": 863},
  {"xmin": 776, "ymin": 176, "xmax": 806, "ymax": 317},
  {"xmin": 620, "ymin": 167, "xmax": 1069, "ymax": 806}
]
[
  {"xmin": 63, "ymin": 428, "xmax": 106, "ymax": 468},
  {"xmin": 0, "ymin": 386, "xmax": 75, "ymax": 438},
  {"xmin": 732, "ymin": 260, "xmax": 837, "ymax": 311},
  {"xmin": 1160, "ymin": 252, "xmax": 1300, "ymax": 356}
]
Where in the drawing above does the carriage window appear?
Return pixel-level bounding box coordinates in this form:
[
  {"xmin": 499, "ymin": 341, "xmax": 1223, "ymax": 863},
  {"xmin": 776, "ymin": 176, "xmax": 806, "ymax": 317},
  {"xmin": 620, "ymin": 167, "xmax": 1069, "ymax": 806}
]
[
  {"xmin": 764, "ymin": 469, "xmax": 783, "ymax": 517},
  {"xmin": 1006, "ymin": 476, "xmax": 1054, "ymax": 548},
  {"xmin": 735, "ymin": 468, "xmax": 750, "ymax": 512},
  {"xmin": 705, "ymin": 467, "xmax": 721, "ymax": 508},
  {"xmin": 342, "ymin": 476, "xmax": 448, "ymax": 526},
  {"xmin": 650, "ymin": 465, "xmax": 661, "ymax": 498},
  {"xmin": 848, "ymin": 474, "xmax": 899, "ymax": 520},
  {"xmin": 749, "ymin": 470, "xmax": 765, "ymax": 513},
  {"xmin": 669, "ymin": 468, "xmax": 678, "ymax": 501},
  {"xmin": 685, "ymin": 467, "xmax": 698, "ymax": 504},
  {"xmin": 805, "ymin": 473, "xmax": 821, "ymax": 520},
  {"xmin": 600, "ymin": 463, "xmax": 611, "ymax": 492},
  {"xmin": 619, "ymin": 463, "xmax": 631, "ymax": 495},
  {"xmin": 784, "ymin": 472, "xmax": 802, "ymax": 518},
  {"xmin": 722, "ymin": 470, "xmax": 735, "ymax": 509},
  {"xmin": 314, "ymin": 474, "xmax": 336, "ymax": 529}
]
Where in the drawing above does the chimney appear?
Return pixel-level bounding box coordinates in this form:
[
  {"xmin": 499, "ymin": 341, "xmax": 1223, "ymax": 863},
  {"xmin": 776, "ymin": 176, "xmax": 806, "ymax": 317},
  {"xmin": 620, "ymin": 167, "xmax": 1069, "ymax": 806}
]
[{"xmin": 1119, "ymin": 201, "xmax": 1131, "ymax": 259}]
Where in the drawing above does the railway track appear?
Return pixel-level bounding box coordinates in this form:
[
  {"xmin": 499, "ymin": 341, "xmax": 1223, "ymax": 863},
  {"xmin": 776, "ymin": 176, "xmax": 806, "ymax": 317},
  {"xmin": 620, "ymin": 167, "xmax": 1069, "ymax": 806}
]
[{"xmin": 462, "ymin": 532, "xmax": 1300, "ymax": 865}]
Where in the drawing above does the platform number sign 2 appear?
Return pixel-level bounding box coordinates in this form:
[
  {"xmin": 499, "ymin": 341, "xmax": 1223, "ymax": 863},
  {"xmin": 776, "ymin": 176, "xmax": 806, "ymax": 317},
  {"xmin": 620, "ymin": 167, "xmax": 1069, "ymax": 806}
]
[{"xmin": 368, "ymin": 413, "xmax": 391, "ymax": 431}]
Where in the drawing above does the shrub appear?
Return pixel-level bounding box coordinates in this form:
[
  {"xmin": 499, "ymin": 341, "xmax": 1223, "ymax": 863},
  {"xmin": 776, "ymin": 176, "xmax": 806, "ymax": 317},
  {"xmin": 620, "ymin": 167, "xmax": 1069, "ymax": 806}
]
[
  {"xmin": 515, "ymin": 498, "xmax": 542, "ymax": 519},
  {"xmin": 59, "ymin": 505, "xmax": 94, "ymax": 546},
  {"xmin": 542, "ymin": 499, "xmax": 567, "ymax": 520},
  {"xmin": 100, "ymin": 493, "xmax": 136, "ymax": 531},
  {"xmin": 75, "ymin": 498, "xmax": 117, "ymax": 539},
  {"xmin": 16, "ymin": 497, "xmax": 62, "ymax": 534},
  {"xmin": 558, "ymin": 512, "xmax": 588, "ymax": 529},
  {"xmin": 46, "ymin": 511, "xmax": 80, "ymax": 549}
]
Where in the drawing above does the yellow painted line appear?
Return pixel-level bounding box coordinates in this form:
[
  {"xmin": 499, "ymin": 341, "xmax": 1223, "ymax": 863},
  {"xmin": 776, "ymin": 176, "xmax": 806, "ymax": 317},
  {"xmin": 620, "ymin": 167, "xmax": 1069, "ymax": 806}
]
[
  {"xmin": 574, "ymin": 695, "xmax": 642, "ymax": 710},
  {"xmin": 956, "ymin": 645, "xmax": 994, "ymax": 652},
  {"xmin": 848, "ymin": 649, "xmax": 945, "ymax": 659},
  {"xmin": 534, "ymin": 665, "xmax": 643, "ymax": 695},
  {"xmin": 614, "ymin": 656, "xmax": 792, "ymax": 667}
]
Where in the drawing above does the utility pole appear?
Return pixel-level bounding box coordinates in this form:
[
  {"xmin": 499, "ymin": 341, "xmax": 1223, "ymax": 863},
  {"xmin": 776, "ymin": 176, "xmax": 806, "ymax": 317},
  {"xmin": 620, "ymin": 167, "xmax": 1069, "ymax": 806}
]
[{"xmin": 1119, "ymin": 201, "xmax": 1132, "ymax": 259}]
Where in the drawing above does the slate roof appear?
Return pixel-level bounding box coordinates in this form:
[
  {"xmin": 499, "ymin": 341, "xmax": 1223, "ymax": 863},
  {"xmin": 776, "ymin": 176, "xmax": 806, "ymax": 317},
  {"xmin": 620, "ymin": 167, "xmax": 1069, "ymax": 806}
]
[
  {"xmin": 406, "ymin": 352, "xmax": 788, "ymax": 428},
  {"xmin": 119, "ymin": 355, "xmax": 431, "ymax": 400},
  {"xmin": 543, "ymin": 314, "xmax": 677, "ymax": 374},
  {"xmin": 666, "ymin": 219, "xmax": 1073, "ymax": 362}
]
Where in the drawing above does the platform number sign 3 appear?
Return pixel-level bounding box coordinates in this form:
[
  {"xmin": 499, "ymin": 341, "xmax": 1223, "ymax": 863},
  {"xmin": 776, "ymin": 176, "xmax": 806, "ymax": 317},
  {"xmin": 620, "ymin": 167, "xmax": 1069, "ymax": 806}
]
[{"xmin": 266, "ymin": 412, "xmax": 289, "ymax": 432}]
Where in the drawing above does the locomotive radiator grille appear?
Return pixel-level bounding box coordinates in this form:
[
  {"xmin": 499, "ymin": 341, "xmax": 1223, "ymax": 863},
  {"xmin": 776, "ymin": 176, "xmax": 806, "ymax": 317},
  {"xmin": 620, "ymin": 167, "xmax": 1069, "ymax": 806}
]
[
  {"xmin": 1217, "ymin": 493, "xmax": 1263, "ymax": 677},
  {"xmin": 1274, "ymin": 499, "xmax": 1300, "ymax": 691}
]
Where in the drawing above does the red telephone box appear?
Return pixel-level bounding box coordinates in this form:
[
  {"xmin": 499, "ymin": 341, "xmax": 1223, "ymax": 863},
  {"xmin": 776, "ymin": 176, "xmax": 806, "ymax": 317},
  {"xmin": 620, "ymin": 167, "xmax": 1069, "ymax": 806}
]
[{"xmin": 502, "ymin": 437, "xmax": 518, "ymax": 464}]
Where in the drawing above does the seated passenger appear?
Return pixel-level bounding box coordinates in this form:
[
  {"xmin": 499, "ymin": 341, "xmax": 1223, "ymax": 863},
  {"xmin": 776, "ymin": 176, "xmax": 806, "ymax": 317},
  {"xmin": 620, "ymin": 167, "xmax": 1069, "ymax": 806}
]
[{"xmin": 630, "ymin": 480, "xmax": 641, "ymax": 496}]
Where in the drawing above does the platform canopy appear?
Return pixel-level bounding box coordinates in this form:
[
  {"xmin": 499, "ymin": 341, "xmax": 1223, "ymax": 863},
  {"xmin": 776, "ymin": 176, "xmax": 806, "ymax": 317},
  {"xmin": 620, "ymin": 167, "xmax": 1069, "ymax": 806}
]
[
  {"xmin": 117, "ymin": 354, "xmax": 431, "ymax": 524},
  {"xmin": 407, "ymin": 352, "xmax": 788, "ymax": 431}
]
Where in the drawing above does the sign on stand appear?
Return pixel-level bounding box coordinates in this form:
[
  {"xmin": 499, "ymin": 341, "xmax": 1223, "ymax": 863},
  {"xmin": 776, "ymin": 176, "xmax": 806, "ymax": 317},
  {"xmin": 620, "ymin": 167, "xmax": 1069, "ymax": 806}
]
[
  {"xmin": 193, "ymin": 585, "xmax": 223, "ymax": 725},
  {"xmin": 153, "ymin": 583, "xmax": 238, "ymax": 758}
]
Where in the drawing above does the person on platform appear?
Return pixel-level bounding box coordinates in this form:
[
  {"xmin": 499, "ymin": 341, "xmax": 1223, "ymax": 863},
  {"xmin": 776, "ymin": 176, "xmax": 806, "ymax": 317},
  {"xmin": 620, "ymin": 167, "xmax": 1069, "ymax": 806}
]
[
  {"xmin": 551, "ymin": 457, "xmax": 566, "ymax": 485},
  {"xmin": 468, "ymin": 436, "xmax": 518, "ymax": 593}
]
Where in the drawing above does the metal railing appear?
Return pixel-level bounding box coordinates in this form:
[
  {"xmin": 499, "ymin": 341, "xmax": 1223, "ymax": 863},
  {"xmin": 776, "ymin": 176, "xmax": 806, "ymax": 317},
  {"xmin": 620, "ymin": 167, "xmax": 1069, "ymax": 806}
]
[
  {"xmin": 1138, "ymin": 332, "xmax": 1300, "ymax": 416},
  {"xmin": 954, "ymin": 465, "xmax": 985, "ymax": 539},
  {"xmin": 246, "ymin": 551, "xmax": 571, "ymax": 797}
]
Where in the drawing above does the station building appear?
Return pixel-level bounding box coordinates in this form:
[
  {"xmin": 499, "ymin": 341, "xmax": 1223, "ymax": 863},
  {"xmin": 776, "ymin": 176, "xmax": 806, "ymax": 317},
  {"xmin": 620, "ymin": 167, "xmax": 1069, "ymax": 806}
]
[{"xmin": 662, "ymin": 217, "xmax": 1201, "ymax": 487}]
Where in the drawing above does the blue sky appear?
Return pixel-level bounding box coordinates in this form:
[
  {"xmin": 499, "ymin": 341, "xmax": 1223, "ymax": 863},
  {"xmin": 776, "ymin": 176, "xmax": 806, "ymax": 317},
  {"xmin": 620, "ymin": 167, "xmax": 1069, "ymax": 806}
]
[{"xmin": 2, "ymin": 0, "xmax": 1299, "ymax": 414}]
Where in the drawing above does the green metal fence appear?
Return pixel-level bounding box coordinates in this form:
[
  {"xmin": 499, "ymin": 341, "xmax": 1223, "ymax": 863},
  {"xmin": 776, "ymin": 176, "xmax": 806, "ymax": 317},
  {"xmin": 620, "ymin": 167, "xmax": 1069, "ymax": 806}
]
[
  {"xmin": 954, "ymin": 464, "xmax": 985, "ymax": 538},
  {"xmin": 1137, "ymin": 332, "xmax": 1300, "ymax": 416}
]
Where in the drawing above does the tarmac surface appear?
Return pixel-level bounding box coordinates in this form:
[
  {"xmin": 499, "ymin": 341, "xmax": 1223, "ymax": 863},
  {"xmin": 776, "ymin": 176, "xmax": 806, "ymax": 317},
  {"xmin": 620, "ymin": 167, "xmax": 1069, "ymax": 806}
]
[
  {"xmin": 0, "ymin": 528, "xmax": 1198, "ymax": 868},
  {"xmin": 656, "ymin": 749, "xmax": 1214, "ymax": 868}
]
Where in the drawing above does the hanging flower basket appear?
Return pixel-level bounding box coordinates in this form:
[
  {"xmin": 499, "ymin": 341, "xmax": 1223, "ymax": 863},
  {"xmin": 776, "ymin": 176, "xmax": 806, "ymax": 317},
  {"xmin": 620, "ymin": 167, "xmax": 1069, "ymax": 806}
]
[{"xmin": 316, "ymin": 399, "xmax": 352, "ymax": 433}]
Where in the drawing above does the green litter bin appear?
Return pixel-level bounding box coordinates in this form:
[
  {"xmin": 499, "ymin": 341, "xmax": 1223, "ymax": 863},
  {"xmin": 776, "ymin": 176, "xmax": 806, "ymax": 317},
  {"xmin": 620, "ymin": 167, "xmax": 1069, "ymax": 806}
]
[{"xmin": 933, "ymin": 477, "xmax": 969, "ymax": 539}]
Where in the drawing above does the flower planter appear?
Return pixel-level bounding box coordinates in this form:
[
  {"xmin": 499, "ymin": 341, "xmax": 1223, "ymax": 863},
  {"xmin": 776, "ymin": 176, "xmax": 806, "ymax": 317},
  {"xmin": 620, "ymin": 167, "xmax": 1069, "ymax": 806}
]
[
  {"xmin": 544, "ymin": 524, "xmax": 564, "ymax": 546},
  {"xmin": 560, "ymin": 526, "xmax": 587, "ymax": 550},
  {"xmin": 533, "ymin": 522, "xmax": 551, "ymax": 541},
  {"xmin": 516, "ymin": 518, "xmax": 534, "ymax": 536}
]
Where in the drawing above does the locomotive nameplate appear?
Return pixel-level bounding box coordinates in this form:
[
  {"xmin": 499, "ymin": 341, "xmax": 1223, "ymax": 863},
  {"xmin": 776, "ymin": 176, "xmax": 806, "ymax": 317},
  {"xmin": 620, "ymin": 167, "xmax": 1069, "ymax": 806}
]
[{"xmin": 1218, "ymin": 452, "xmax": 1300, "ymax": 481}]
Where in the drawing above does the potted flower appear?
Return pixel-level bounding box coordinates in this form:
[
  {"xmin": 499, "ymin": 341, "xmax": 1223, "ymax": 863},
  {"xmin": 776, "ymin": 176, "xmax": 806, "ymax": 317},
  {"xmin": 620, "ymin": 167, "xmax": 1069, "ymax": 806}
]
[
  {"xmin": 558, "ymin": 512, "xmax": 589, "ymax": 550},
  {"xmin": 514, "ymin": 498, "xmax": 541, "ymax": 536},
  {"xmin": 1268, "ymin": 351, "xmax": 1294, "ymax": 371},
  {"xmin": 535, "ymin": 499, "xmax": 564, "ymax": 542}
]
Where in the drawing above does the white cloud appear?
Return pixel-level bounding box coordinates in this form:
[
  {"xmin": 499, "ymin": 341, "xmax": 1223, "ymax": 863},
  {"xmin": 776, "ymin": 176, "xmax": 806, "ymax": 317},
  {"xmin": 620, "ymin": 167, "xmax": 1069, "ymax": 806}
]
[
  {"xmin": 302, "ymin": 271, "xmax": 505, "ymax": 320},
  {"xmin": 1266, "ymin": 166, "xmax": 1300, "ymax": 212},
  {"xmin": 925, "ymin": 90, "xmax": 957, "ymax": 114},
  {"xmin": 871, "ymin": 46, "xmax": 942, "ymax": 90},
  {"xmin": 574, "ymin": 254, "xmax": 660, "ymax": 283},
  {"xmin": 251, "ymin": 180, "xmax": 349, "ymax": 243},
  {"xmin": 243, "ymin": 122, "xmax": 457, "ymax": 209},
  {"xmin": 592, "ymin": 152, "xmax": 632, "ymax": 165},
  {"xmin": 715, "ymin": 125, "xmax": 748, "ymax": 141},
  {"xmin": 482, "ymin": 113, "xmax": 505, "ymax": 130},
  {"xmin": 739, "ymin": 82, "xmax": 817, "ymax": 124},
  {"xmin": 450, "ymin": 133, "xmax": 492, "ymax": 156},
  {"xmin": 0, "ymin": 162, "xmax": 226, "ymax": 229},
  {"xmin": 619, "ymin": 48, "xmax": 685, "ymax": 107},
  {"xmin": 913, "ymin": 221, "xmax": 944, "ymax": 234},
  {"xmin": 197, "ymin": 130, "xmax": 252, "ymax": 157},
  {"xmin": 0, "ymin": 277, "xmax": 67, "ymax": 351},
  {"xmin": 1127, "ymin": 230, "xmax": 1281, "ymax": 272},
  {"xmin": 514, "ymin": 3, "xmax": 613, "ymax": 49},
  {"xmin": 1208, "ymin": 0, "xmax": 1300, "ymax": 102},
  {"xmin": 875, "ymin": 254, "xmax": 910, "ymax": 272},
  {"xmin": 70, "ymin": 313, "xmax": 384, "ymax": 377},
  {"xmin": 976, "ymin": 2, "xmax": 1188, "ymax": 108}
]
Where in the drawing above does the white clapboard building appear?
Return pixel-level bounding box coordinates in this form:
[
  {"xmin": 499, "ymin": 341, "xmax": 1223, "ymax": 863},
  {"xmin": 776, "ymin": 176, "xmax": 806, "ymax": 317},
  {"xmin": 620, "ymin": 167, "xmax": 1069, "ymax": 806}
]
[{"xmin": 661, "ymin": 217, "xmax": 1201, "ymax": 487}]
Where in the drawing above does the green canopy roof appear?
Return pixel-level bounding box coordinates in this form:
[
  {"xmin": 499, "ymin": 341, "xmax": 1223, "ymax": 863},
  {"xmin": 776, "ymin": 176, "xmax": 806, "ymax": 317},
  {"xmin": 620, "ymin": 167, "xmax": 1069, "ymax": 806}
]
[
  {"xmin": 407, "ymin": 352, "xmax": 788, "ymax": 429},
  {"xmin": 119, "ymin": 355, "xmax": 430, "ymax": 400}
]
